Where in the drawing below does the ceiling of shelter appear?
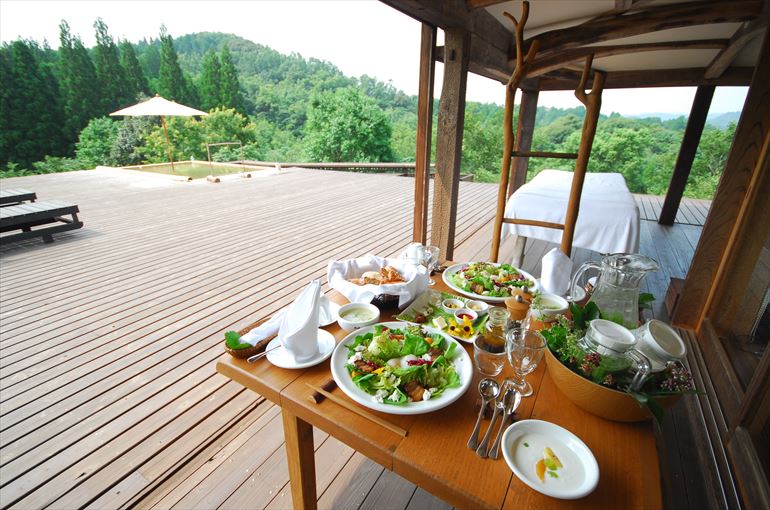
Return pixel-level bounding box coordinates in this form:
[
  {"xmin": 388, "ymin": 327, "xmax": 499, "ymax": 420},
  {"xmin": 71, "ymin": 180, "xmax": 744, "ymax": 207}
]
[
  {"xmin": 382, "ymin": 0, "xmax": 767, "ymax": 88},
  {"xmin": 483, "ymin": 0, "xmax": 764, "ymax": 75}
]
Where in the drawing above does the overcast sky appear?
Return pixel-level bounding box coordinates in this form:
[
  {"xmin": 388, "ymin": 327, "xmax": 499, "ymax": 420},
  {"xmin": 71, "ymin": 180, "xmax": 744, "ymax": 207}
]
[{"xmin": 0, "ymin": 0, "xmax": 748, "ymax": 116}]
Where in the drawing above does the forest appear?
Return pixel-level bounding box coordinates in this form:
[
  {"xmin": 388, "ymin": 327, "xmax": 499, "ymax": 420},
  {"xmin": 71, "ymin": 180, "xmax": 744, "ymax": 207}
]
[{"xmin": 0, "ymin": 23, "xmax": 739, "ymax": 199}]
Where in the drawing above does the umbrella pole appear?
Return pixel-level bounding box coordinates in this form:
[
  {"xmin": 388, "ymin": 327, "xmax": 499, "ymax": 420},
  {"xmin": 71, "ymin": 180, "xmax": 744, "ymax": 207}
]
[{"xmin": 161, "ymin": 115, "xmax": 176, "ymax": 174}]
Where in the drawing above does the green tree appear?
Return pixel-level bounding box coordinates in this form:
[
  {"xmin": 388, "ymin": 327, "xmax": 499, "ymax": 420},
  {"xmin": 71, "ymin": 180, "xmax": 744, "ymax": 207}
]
[
  {"xmin": 58, "ymin": 20, "xmax": 100, "ymax": 149},
  {"xmin": 76, "ymin": 117, "xmax": 119, "ymax": 167},
  {"xmin": 109, "ymin": 116, "xmax": 154, "ymax": 166},
  {"xmin": 219, "ymin": 45, "xmax": 243, "ymax": 112},
  {"xmin": 93, "ymin": 18, "xmax": 131, "ymax": 112},
  {"xmin": 120, "ymin": 40, "xmax": 150, "ymax": 98},
  {"xmin": 0, "ymin": 41, "xmax": 66, "ymax": 167},
  {"xmin": 197, "ymin": 49, "xmax": 221, "ymax": 110},
  {"xmin": 157, "ymin": 26, "xmax": 196, "ymax": 105},
  {"xmin": 305, "ymin": 87, "xmax": 393, "ymax": 162}
]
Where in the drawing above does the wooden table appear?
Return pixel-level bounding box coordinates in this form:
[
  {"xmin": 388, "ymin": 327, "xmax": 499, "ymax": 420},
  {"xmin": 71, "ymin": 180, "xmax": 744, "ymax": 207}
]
[{"xmin": 216, "ymin": 278, "xmax": 662, "ymax": 510}]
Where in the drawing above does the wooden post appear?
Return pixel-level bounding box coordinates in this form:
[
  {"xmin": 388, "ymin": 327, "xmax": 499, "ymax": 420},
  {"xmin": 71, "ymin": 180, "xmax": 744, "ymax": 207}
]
[
  {"xmin": 560, "ymin": 57, "xmax": 605, "ymax": 257},
  {"xmin": 673, "ymin": 29, "xmax": 770, "ymax": 330},
  {"xmin": 659, "ymin": 85, "xmax": 715, "ymax": 225},
  {"xmin": 161, "ymin": 115, "xmax": 176, "ymax": 175},
  {"xmin": 413, "ymin": 24, "xmax": 436, "ymax": 244},
  {"xmin": 431, "ymin": 28, "xmax": 470, "ymax": 261},
  {"xmin": 507, "ymin": 87, "xmax": 540, "ymax": 197}
]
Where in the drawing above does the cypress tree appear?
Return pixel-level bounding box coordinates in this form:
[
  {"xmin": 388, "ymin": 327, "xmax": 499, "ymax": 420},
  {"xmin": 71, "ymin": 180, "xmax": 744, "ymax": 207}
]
[
  {"xmin": 197, "ymin": 49, "xmax": 221, "ymax": 111},
  {"xmin": 58, "ymin": 20, "xmax": 100, "ymax": 149},
  {"xmin": 93, "ymin": 18, "xmax": 131, "ymax": 111},
  {"xmin": 219, "ymin": 44, "xmax": 243, "ymax": 112},
  {"xmin": 157, "ymin": 26, "xmax": 195, "ymax": 105},
  {"xmin": 120, "ymin": 40, "xmax": 150, "ymax": 98},
  {"xmin": 1, "ymin": 41, "xmax": 65, "ymax": 167}
]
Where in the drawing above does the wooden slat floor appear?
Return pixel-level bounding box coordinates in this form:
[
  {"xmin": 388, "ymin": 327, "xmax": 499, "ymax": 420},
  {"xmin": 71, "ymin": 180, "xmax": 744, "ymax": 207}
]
[
  {"xmin": 633, "ymin": 194, "xmax": 711, "ymax": 226},
  {"xmin": 0, "ymin": 168, "xmax": 703, "ymax": 510}
]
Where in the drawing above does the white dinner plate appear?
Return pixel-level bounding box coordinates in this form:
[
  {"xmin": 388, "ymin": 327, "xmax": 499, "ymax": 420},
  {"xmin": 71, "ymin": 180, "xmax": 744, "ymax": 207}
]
[
  {"xmin": 502, "ymin": 419, "xmax": 599, "ymax": 500},
  {"xmin": 266, "ymin": 329, "xmax": 335, "ymax": 369},
  {"xmin": 330, "ymin": 321, "xmax": 473, "ymax": 415},
  {"xmin": 442, "ymin": 262, "xmax": 539, "ymax": 303}
]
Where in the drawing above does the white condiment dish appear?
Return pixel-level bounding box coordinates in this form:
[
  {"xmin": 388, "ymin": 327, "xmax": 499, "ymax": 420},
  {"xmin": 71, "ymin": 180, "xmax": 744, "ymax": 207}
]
[
  {"xmin": 453, "ymin": 308, "xmax": 478, "ymax": 323},
  {"xmin": 442, "ymin": 298, "xmax": 465, "ymax": 314},
  {"xmin": 529, "ymin": 293, "xmax": 569, "ymax": 322},
  {"xmin": 465, "ymin": 299, "xmax": 490, "ymax": 315},
  {"xmin": 336, "ymin": 303, "xmax": 380, "ymax": 332},
  {"xmin": 634, "ymin": 319, "xmax": 686, "ymax": 372},
  {"xmin": 502, "ymin": 419, "xmax": 599, "ymax": 500}
]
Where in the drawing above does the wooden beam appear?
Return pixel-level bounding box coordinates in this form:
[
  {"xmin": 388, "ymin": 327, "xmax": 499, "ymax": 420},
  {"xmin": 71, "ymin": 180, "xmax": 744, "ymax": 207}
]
[
  {"xmin": 431, "ymin": 28, "xmax": 470, "ymax": 261},
  {"xmin": 536, "ymin": 66, "xmax": 754, "ymax": 90},
  {"xmin": 466, "ymin": 0, "xmax": 507, "ymax": 9},
  {"xmin": 561, "ymin": 57, "xmax": 606, "ymax": 257},
  {"xmin": 527, "ymin": 39, "xmax": 728, "ymax": 78},
  {"xmin": 507, "ymin": 88, "xmax": 539, "ymax": 197},
  {"xmin": 659, "ymin": 85, "xmax": 715, "ymax": 226},
  {"xmin": 413, "ymin": 24, "xmax": 437, "ymax": 244},
  {"xmin": 705, "ymin": 17, "xmax": 768, "ymax": 79},
  {"xmin": 672, "ymin": 28, "xmax": 770, "ymax": 329},
  {"xmin": 531, "ymin": 0, "xmax": 761, "ymax": 57}
]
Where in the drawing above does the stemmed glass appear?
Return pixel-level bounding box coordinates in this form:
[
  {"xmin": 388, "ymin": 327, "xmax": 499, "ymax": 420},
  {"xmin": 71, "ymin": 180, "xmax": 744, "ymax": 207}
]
[
  {"xmin": 422, "ymin": 245, "xmax": 440, "ymax": 285},
  {"xmin": 505, "ymin": 328, "xmax": 546, "ymax": 397}
]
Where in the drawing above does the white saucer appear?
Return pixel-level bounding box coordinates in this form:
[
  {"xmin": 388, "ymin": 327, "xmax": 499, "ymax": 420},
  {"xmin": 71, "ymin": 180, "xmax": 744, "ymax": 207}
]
[{"xmin": 266, "ymin": 329, "xmax": 336, "ymax": 369}]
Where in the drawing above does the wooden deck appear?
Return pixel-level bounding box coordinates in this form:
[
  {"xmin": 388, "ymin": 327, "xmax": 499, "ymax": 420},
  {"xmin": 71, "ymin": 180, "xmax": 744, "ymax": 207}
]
[{"xmin": 0, "ymin": 168, "xmax": 706, "ymax": 509}]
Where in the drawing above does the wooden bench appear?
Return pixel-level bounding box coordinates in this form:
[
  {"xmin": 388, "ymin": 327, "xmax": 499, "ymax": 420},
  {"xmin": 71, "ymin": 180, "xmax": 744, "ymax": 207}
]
[
  {"xmin": 0, "ymin": 188, "xmax": 37, "ymax": 206},
  {"xmin": 0, "ymin": 200, "xmax": 83, "ymax": 244}
]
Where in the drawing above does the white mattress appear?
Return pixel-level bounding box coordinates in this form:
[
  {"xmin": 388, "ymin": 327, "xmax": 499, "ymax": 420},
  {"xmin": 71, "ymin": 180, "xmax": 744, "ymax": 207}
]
[{"xmin": 502, "ymin": 169, "xmax": 640, "ymax": 254}]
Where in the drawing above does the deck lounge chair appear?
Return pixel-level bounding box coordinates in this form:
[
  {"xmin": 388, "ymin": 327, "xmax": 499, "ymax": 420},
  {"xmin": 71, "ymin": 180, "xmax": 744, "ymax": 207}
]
[
  {"xmin": 0, "ymin": 200, "xmax": 83, "ymax": 244},
  {"xmin": 0, "ymin": 188, "xmax": 37, "ymax": 206}
]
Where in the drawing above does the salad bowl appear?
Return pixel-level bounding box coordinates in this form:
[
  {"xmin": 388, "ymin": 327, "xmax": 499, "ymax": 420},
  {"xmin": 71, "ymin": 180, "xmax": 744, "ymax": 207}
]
[
  {"xmin": 443, "ymin": 262, "xmax": 539, "ymax": 303},
  {"xmin": 330, "ymin": 322, "xmax": 473, "ymax": 415}
]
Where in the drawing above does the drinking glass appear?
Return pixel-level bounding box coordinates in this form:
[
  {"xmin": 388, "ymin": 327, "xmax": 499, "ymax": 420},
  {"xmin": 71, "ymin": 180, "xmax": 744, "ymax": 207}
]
[
  {"xmin": 505, "ymin": 328, "xmax": 546, "ymax": 397},
  {"xmin": 422, "ymin": 245, "xmax": 440, "ymax": 285},
  {"xmin": 473, "ymin": 335, "xmax": 506, "ymax": 376}
]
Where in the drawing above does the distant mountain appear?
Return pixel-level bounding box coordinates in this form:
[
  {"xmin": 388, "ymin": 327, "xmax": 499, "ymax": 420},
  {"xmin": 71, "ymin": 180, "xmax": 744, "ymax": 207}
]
[
  {"xmin": 706, "ymin": 111, "xmax": 740, "ymax": 129},
  {"xmin": 627, "ymin": 112, "xmax": 687, "ymax": 121}
]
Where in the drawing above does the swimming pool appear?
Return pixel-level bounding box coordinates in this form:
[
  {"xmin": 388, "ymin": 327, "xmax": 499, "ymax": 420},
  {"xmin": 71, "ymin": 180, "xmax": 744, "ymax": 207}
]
[{"xmin": 123, "ymin": 161, "xmax": 258, "ymax": 179}]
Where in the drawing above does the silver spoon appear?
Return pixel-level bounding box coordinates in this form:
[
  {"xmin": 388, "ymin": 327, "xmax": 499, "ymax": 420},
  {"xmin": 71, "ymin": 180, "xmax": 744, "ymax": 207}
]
[
  {"xmin": 247, "ymin": 344, "xmax": 282, "ymax": 363},
  {"xmin": 489, "ymin": 388, "xmax": 522, "ymax": 459},
  {"xmin": 467, "ymin": 379, "xmax": 499, "ymax": 450},
  {"xmin": 477, "ymin": 387, "xmax": 512, "ymax": 458}
]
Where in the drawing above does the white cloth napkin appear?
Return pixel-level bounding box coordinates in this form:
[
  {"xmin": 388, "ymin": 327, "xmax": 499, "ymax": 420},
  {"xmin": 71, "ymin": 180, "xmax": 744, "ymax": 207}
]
[
  {"xmin": 278, "ymin": 280, "xmax": 321, "ymax": 362},
  {"xmin": 241, "ymin": 294, "xmax": 334, "ymax": 348},
  {"xmin": 540, "ymin": 248, "xmax": 573, "ymax": 296},
  {"xmin": 327, "ymin": 254, "xmax": 428, "ymax": 308}
]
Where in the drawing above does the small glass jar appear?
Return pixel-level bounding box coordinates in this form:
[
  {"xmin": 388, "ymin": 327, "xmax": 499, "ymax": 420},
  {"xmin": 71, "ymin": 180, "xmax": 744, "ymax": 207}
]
[
  {"xmin": 578, "ymin": 319, "xmax": 651, "ymax": 390},
  {"xmin": 473, "ymin": 307, "xmax": 509, "ymax": 376}
]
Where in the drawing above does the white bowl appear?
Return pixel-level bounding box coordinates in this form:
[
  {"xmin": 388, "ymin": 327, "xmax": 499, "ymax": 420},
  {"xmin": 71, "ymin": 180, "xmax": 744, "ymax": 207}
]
[
  {"xmin": 530, "ymin": 293, "xmax": 569, "ymax": 321},
  {"xmin": 635, "ymin": 319, "xmax": 686, "ymax": 372},
  {"xmin": 442, "ymin": 298, "xmax": 465, "ymax": 314},
  {"xmin": 336, "ymin": 303, "xmax": 380, "ymax": 332},
  {"xmin": 453, "ymin": 308, "xmax": 478, "ymax": 323},
  {"xmin": 465, "ymin": 299, "xmax": 489, "ymax": 315}
]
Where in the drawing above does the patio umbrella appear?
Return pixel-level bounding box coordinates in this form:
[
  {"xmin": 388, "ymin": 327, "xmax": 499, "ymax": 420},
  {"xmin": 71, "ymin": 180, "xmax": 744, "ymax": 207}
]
[{"xmin": 110, "ymin": 95, "xmax": 207, "ymax": 174}]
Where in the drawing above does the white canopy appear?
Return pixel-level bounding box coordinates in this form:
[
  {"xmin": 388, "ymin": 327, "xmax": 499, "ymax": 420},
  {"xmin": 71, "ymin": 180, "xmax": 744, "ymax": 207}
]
[{"xmin": 110, "ymin": 95, "xmax": 207, "ymax": 117}]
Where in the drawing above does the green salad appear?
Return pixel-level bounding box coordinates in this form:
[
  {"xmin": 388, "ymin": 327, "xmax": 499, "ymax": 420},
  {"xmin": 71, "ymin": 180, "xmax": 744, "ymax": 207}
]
[
  {"xmin": 449, "ymin": 262, "xmax": 533, "ymax": 297},
  {"xmin": 345, "ymin": 324, "xmax": 461, "ymax": 405}
]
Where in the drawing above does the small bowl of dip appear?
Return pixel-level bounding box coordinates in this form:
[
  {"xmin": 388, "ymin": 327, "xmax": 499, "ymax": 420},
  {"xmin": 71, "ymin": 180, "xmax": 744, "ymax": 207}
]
[
  {"xmin": 337, "ymin": 303, "xmax": 381, "ymax": 332},
  {"xmin": 454, "ymin": 308, "xmax": 479, "ymax": 323},
  {"xmin": 442, "ymin": 298, "xmax": 465, "ymax": 314},
  {"xmin": 465, "ymin": 299, "xmax": 489, "ymax": 316}
]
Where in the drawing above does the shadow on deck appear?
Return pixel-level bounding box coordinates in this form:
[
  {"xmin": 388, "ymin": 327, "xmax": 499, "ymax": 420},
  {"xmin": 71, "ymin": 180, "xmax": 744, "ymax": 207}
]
[{"xmin": 0, "ymin": 168, "xmax": 707, "ymax": 509}]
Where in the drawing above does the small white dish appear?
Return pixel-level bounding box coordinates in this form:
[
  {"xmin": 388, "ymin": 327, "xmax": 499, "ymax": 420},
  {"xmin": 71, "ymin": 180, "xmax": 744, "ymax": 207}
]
[
  {"xmin": 465, "ymin": 299, "xmax": 489, "ymax": 315},
  {"xmin": 266, "ymin": 329, "xmax": 335, "ymax": 369},
  {"xmin": 634, "ymin": 319, "xmax": 686, "ymax": 372},
  {"xmin": 442, "ymin": 298, "xmax": 465, "ymax": 313},
  {"xmin": 530, "ymin": 293, "xmax": 569, "ymax": 321},
  {"xmin": 502, "ymin": 419, "xmax": 599, "ymax": 500},
  {"xmin": 337, "ymin": 303, "xmax": 380, "ymax": 332},
  {"xmin": 453, "ymin": 308, "xmax": 478, "ymax": 323}
]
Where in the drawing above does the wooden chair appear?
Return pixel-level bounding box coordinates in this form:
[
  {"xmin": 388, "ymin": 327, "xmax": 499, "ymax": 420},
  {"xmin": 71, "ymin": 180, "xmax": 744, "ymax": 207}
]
[
  {"xmin": 488, "ymin": 2, "xmax": 606, "ymax": 263},
  {"xmin": 0, "ymin": 200, "xmax": 83, "ymax": 244},
  {"xmin": 0, "ymin": 188, "xmax": 37, "ymax": 206}
]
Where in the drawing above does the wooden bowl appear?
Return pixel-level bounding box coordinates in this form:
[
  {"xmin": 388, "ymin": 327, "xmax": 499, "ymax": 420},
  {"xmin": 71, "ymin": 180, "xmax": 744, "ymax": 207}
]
[{"xmin": 544, "ymin": 347, "xmax": 680, "ymax": 422}]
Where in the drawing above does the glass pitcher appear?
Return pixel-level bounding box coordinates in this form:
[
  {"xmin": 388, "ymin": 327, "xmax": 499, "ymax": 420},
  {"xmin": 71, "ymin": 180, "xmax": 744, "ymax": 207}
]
[{"xmin": 570, "ymin": 253, "xmax": 659, "ymax": 328}]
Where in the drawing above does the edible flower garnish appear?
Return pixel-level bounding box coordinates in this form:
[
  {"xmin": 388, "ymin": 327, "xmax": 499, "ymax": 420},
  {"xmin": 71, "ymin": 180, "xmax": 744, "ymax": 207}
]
[{"xmin": 447, "ymin": 316, "xmax": 475, "ymax": 339}]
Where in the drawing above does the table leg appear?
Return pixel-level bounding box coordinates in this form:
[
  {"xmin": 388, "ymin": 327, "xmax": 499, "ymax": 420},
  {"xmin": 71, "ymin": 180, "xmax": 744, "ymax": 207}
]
[{"xmin": 281, "ymin": 408, "xmax": 317, "ymax": 510}]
